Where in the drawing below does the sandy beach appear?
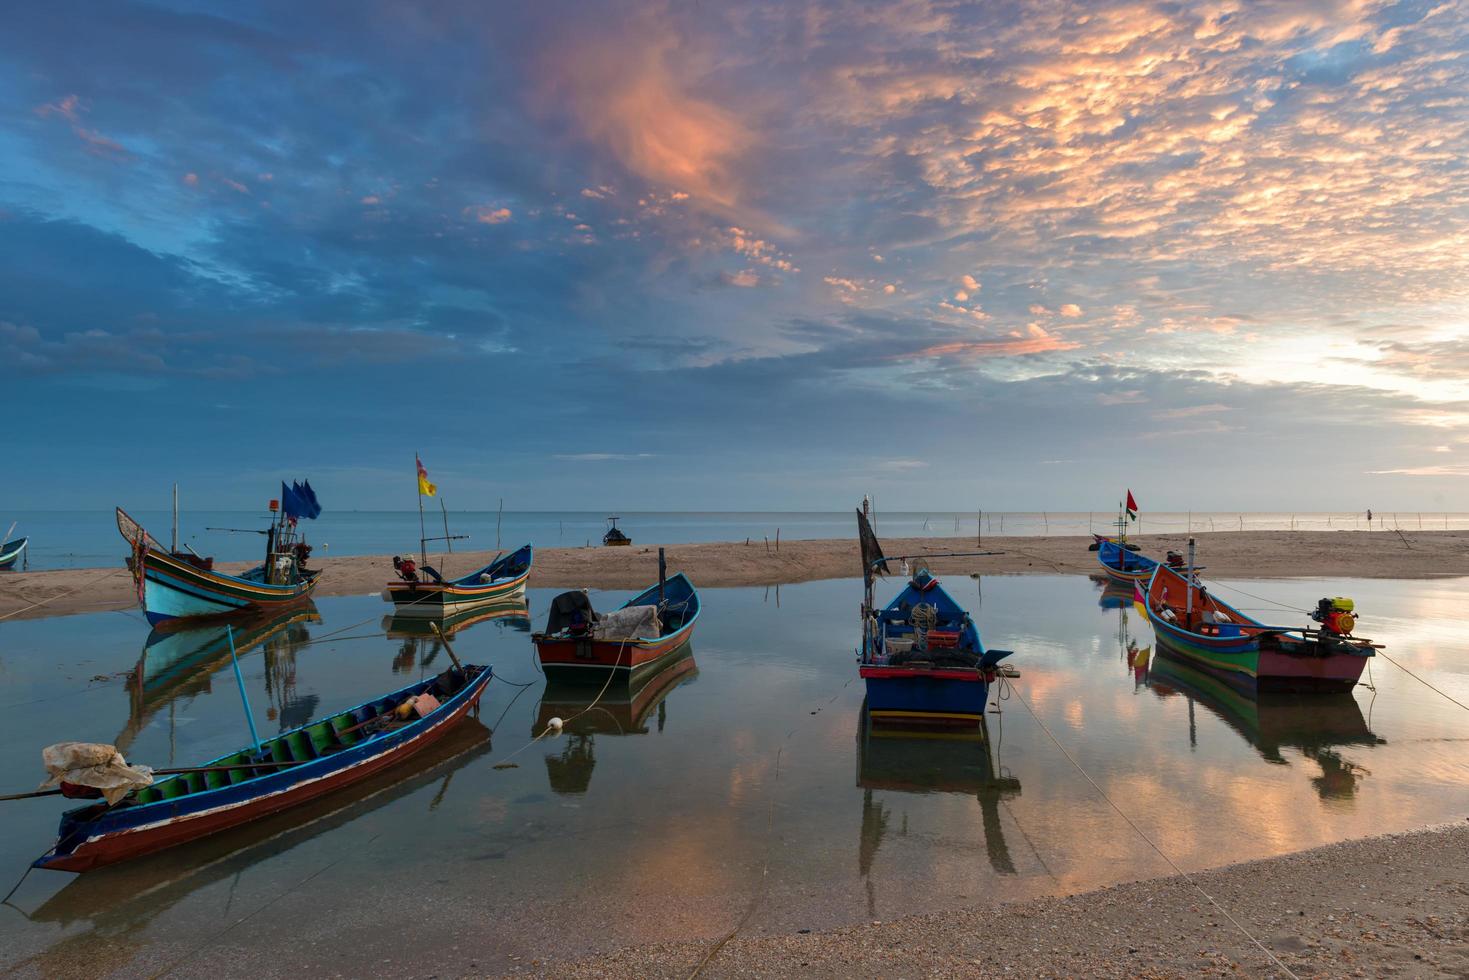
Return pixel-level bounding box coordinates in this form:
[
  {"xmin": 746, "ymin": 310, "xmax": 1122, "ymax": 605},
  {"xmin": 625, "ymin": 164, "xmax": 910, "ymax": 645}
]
[
  {"xmin": 3, "ymin": 529, "xmax": 1466, "ymax": 623},
  {"xmin": 547, "ymin": 822, "xmax": 1469, "ymax": 978}
]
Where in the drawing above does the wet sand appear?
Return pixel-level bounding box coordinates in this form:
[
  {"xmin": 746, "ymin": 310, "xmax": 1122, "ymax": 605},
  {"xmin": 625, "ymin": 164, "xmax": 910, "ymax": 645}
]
[
  {"xmin": 549, "ymin": 822, "xmax": 1469, "ymax": 978},
  {"xmin": 3, "ymin": 529, "xmax": 1467, "ymax": 622}
]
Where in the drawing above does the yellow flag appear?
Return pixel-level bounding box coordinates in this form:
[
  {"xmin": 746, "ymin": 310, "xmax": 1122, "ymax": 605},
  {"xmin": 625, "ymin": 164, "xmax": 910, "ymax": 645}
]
[{"xmin": 416, "ymin": 455, "xmax": 437, "ymax": 497}]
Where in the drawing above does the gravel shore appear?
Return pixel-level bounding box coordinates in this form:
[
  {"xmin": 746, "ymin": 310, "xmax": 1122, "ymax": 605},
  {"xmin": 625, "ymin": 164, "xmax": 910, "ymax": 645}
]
[
  {"xmin": 4, "ymin": 529, "xmax": 1467, "ymax": 622},
  {"xmin": 544, "ymin": 822, "xmax": 1469, "ymax": 978}
]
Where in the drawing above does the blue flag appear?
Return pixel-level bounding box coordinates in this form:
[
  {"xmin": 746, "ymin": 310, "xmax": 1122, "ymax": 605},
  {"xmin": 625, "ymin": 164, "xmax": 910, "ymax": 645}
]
[
  {"xmin": 281, "ymin": 481, "xmax": 311, "ymax": 522},
  {"xmin": 300, "ymin": 480, "xmax": 323, "ymax": 519},
  {"xmin": 291, "ymin": 480, "xmax": 322, "ymax": 519}
]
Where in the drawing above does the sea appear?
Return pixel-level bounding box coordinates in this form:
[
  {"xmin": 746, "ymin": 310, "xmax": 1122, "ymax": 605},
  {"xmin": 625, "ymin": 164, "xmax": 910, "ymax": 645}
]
[{"xmin": 4, "ymin": 510, "xmax": 1465, "ymax": 571}]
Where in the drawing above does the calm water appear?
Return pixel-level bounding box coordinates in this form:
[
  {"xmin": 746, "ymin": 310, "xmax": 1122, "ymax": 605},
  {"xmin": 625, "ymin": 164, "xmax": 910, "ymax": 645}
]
[
  {"xmin": 8, "ymin": 509, "xmax": 1468, "ymax": 569},
  {"xmin": 0, "ymin": 575, "xmax": 1466, "ymax": 975}
]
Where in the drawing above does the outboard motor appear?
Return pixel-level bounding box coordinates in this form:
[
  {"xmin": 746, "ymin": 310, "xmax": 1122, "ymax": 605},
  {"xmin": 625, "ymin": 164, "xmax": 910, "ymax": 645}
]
[{"xmin": 1311, "ymin": 597, "xmax": 1356, "ymax": 635}]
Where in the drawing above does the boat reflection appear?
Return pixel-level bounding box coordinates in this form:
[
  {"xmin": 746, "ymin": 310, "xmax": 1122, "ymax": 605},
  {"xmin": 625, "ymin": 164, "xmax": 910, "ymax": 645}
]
[
  {"xmin": 14, "ymin": 719, "xmax": 491, "ymax": 956},
  {"xmin": 857, "ymin": 703, "xmax": 1021, "ymax": 882},
  {"xmin": 118, "ymin": 604, "xmax": 322, "ymax": 755},
  {"xmin": 1095, "ymin": 580, "xmax": 1151, "ymax": 687},
  {"xmin": 538, "ymin": 648, "xmax": 699, "ymax": 795},
  {"xmin": 1147, "ymin": 648, "xmax": 1383, "ymax": 802},
  {"xmin": 382, "ymin": 598, "xmax": 531, "ymax": 674}
]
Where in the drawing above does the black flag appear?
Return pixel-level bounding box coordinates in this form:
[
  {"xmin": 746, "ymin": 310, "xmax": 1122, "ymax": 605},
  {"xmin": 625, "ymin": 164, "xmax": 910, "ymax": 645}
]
[{"xmin": 856, "ymin": 508, "xmax": 887, "ymax": 587}]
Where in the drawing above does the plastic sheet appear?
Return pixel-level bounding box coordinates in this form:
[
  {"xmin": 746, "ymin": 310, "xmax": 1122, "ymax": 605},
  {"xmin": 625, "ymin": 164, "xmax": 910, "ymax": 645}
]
[
  {"xmin": 592, "ymin": 605, "xmax": 661, "ymax": 641},
  {"xmin": 39, "ymin": 742, "xmax": 154, "ymax": 805}
]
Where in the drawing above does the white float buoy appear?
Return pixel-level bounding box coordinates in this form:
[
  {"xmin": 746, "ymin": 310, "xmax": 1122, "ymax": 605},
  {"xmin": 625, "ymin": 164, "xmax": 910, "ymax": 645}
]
[{"xmin": 545, "ymin": 717, "xmax": 564, "ymax": 735}]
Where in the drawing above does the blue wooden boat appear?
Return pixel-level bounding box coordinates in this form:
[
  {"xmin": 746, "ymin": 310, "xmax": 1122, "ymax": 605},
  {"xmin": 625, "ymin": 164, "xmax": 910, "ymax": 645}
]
[
  {"xmin": 35, "ymin": 663, "xmax": 492, "ymax": 872},
  {"xmin": 119, "ymin": 506, "xmax": 319, "ymax": 627},
  {"xmin": 859, "ymin": 568, "xmax": 1011, "ymax": 727},
  {"xmin": 1093, "ymin": 534, "xmax": 1157, "ymax": 584},
  {"xmin": 384, "ymin": 544, "xmax": 532, "ymax": 616},
  {"xmin": 0, "ymin": 535, "xmax": 27, "ymax": 570}
]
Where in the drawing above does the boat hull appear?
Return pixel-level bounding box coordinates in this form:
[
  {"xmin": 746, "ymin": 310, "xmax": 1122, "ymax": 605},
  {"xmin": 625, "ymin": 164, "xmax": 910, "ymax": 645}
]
[
  {"xmin": 0, "ymin": 536, "xmax": 27, "ymax": 570},
  {"xmin": 384, "ymin": 572, "xmax": 528, "ymax": 616},
  {"xmin": 859, "ymin": 666, "xmax": 990, "ymax": 728},
  {"xmin": 35, "ymin": 667, "xmax": 491, "ymax": 872},
  {"xmin": 134, "ymin": 549, "xmax": 317, "ymax": 628},
  {"xmin": 536, "ymin": 630, "xmax": 694, "ymax": 684}
]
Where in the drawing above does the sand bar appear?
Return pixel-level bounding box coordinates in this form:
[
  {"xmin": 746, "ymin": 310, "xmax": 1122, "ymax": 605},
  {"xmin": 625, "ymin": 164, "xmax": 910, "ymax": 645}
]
[
  {"xmin": 2, "ymin": 529, "xmax": 1466, "ymax": 623},
  {"xmin": 548, "ymin": 821, "xmax": 1469, "ymax": 978}
]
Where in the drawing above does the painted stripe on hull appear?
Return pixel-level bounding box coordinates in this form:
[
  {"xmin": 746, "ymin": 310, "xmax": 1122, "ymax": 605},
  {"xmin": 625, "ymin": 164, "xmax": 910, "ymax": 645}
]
[
  {"xmin": 37, "ymin": 670, "xmax": 490, "ymax": 872},
  {"xmin": 138, "ymin": 551, "xmax": 316, "ymax": 626},
  {"xmin": 862, "ymin": 672, "xmax": 990, "ymax": 726}
]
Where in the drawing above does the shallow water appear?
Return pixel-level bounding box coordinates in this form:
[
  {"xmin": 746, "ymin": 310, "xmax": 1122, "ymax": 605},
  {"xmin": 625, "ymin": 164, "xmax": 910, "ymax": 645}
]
[{"xmin": 0, "ymin": 574, "xmax": 1465, "ymax": 975}]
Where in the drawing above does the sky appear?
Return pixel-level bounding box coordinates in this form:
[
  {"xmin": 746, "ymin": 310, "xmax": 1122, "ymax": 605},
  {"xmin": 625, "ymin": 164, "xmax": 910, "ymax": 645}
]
[{"xmin": 2, "ymin": 0, "xmax": 1467, "ymax": 512}]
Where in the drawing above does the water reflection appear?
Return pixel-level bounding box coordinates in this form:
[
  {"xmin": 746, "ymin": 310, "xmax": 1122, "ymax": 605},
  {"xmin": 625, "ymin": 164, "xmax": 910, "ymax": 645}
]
[
  {"xmin": 1146, "ymin": 648, "xmax": 1383, "ymax": 802},
  {"xmin": 856, "ymin": 704, "xmax": 1022, "ymax": 881},
  {"xmin": 9, "ymin": 719, "xmax": 491, "ymax": 970},
  {"xmin": 121, "ymin": 604, "xmax": 321, "ymax": 755},
  {"xmin": 382, "ymin": 598, "xmax": 531, "ymax": 674},
  {"xmin": 537, "ymin": 649, "xmax": 699, "ymax": 795}
]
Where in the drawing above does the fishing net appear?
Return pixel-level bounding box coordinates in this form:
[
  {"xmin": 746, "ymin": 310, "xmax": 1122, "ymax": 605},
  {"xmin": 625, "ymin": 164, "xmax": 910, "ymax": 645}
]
[
  {"xmin": 39, "ymin": 742, "xmax": 155, "ymax": 805},
  {"xmin": 592, "ymin": 605, "xmax": 661, "ymax": 641}
]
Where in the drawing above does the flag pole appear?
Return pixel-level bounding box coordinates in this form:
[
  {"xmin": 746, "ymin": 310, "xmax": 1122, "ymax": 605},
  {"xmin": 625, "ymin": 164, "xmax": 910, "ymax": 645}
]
[{"xmin": 416, "ymin": 453, "xmax": 428, "ymax": 569}]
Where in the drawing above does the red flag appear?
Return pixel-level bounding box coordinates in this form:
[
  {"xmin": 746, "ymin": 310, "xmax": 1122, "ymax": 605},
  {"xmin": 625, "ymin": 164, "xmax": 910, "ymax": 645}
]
[{"xmin": 1125, "ymin": 490, "xmax": 1138, "ymax": 521}]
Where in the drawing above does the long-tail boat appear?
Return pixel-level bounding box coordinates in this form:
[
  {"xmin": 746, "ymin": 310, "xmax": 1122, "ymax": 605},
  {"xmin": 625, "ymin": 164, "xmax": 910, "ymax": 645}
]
[
  {"xmin": 0, "ymin": 532, "xmax": 27, "ymax": 570},
  {"xmin": 1140, "ymin": 540, "xmax": 1378, "ymax": 693},
  {"xmin": 534, "ymin": 551, "xmax": 699, "ymax": 684},
  {"xmin": 25, "ymin": 719, "xmax": 491, "ymax": 932},
  {"xmin": 383, "ymin": 544, "xmax": 532, "ymax": 616},
  {"xmin": 857, "ymin": 504, "xmax": 1012, "ymax": 728},
  {"xmin": 34, "ymin": 663, "xmax": 492, "ymax": 872},
  {"xmin": 118, "ymin": 491, "xmax": 319, "ymax": 627}
]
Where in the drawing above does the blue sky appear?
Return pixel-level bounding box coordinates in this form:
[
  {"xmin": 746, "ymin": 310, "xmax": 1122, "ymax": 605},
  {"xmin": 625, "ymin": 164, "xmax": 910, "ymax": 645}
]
[{"xmin": 3, "ymin": 0, "xmax": 1467, "ymax": 511}]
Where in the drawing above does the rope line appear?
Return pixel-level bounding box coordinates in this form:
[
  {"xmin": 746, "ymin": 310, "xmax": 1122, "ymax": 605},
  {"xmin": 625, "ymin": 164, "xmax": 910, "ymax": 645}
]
[
  {"xmin": 1009, "ymin": 683, "xmax": 1301, "ymax": 980},
  {"xmin": 1376, "ymin": 649, "xmax": 1469, "ymax": 713},
  {"xmin": 0, "ymin": 567, "xmax": 130, "ymax": 622}
]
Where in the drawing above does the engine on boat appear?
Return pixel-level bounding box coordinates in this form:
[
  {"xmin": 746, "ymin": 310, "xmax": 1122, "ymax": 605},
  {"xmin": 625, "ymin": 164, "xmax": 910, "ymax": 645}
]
[{"xmin": 1311, "ymin": 596, "xmax": 1356, "ymax": 635}]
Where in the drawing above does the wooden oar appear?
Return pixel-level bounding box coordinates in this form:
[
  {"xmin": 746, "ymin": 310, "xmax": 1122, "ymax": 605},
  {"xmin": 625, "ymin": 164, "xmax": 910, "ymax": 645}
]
[{"xmin": 428, "ymin": 621, "xmax": 465, "ymax": 671}]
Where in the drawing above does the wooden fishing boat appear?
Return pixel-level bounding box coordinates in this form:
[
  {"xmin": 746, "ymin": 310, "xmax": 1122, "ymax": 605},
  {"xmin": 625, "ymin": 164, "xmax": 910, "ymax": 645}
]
[
  {"xmin": 859, "ymin": 568, "xmax": 1011, "ymax": 728},
  {"xmin": 1141, "ymin": 558, "xmax": 1377, "ymax": 693},
  {"xmin": 383, "ymin": 544, "xmax": 532, "ymax": 616},
  {"xmin": 603, "ymin": 516, "xmax": 631, "ymax": 546},
  {"xmin": 26, "ymin": 719, "xmax": 492, "ymax": 931},
  {"xmin": 34, "ymin": 663, "xmax": 492, "ymax": 872},
  {"xmin": 1092, "ymin": 534, "xmax": 1157, "ymax": 584},
  {"xmin": 118, "ymin": 506, "xmax": 318, "ymax": 628},
  {"xmin": 0, "ymin": 535, "xmax": 27, "ymax": 570},
  {"xmin": 856, "ymin": 504, "xmax": 1012, "ymax": 728},
  {"xmin": 533, "ymin": 568, "xmax": 699, "ymax": 684}
]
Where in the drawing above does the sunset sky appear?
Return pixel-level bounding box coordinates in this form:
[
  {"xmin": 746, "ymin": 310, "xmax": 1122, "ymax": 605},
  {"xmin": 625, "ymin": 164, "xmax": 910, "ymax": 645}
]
[{"xmin": 3, "ymin": 0, "xmax": 1466, "ymax": 510}]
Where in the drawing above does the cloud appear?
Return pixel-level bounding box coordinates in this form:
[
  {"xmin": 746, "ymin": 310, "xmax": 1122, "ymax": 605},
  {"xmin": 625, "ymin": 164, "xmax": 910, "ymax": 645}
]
[
  {"xmin": 466, "ymin": 205, "xmax": 512, "ymax": 224},
  {"xmin": 552, "ymin": 452, "xmax": 657, "ymax": 461}
]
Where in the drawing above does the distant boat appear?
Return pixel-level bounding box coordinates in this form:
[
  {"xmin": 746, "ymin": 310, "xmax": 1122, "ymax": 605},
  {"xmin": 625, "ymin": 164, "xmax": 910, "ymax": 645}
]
[
  {"xmin": 534, "ymin": 563, "xmax": 699, "ymax": 684},
  {"xmin": 1142, "ymin": 558, "xmax": 1377, "ymax": 693},
  {"xmin": 1092, "ymin": 534, "xmax": 1157, "ymax": 584},
  {"xmin": 0, "ymin": 535, "xmax": 27, "ymax": 570},
  {"xmin": 118, "ymin": 505, "xmax": 319, "ymax": 628},
  {"xmin": 34, "ymin": 663, "xmax": 492, "ymax": 872},
  {"xmin": 383, "ymin": 544, "xmax": 532, "ymax": 617},
  {"xmin": 603, "ymin": 516, "xmax": 631, "ymax": 546},
  {"xmin": 857, "ymin": 506, "xmax": 1012, "ymax": 728}
]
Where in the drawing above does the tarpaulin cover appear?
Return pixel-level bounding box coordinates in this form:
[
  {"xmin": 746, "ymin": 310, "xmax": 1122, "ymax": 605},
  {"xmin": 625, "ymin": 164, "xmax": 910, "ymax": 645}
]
[
  {"xmin": 592, "ymin": 605, "xmax": 661, "ymax": 641},
  {"xmin": 40, "ymin": 742, "xmax": 154, "ymax": 805}
]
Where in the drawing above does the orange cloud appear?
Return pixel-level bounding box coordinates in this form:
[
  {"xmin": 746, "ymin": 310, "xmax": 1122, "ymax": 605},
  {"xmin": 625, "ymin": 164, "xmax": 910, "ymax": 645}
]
[{"xmin": 539, "ymin": 23, "xmax": 750, "ymax": 211}]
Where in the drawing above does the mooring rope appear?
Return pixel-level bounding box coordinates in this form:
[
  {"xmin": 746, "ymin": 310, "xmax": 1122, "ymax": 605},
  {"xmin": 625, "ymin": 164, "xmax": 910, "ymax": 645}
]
[{"xmin": 1008, "ymin": 683, "xmax": 1301, "ymax": 979}]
